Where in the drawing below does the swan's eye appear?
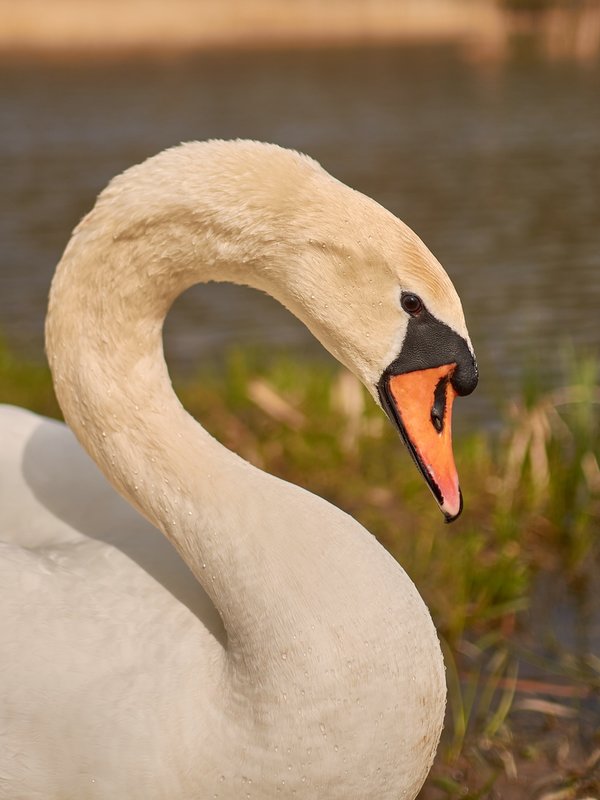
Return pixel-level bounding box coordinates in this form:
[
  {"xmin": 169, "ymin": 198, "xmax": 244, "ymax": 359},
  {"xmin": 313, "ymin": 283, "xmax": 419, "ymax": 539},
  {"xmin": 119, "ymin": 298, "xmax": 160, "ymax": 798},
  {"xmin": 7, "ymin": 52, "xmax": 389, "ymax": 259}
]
[{"xmin": 400, "ymin": 292, "xmax": 424, "ymax": 316}]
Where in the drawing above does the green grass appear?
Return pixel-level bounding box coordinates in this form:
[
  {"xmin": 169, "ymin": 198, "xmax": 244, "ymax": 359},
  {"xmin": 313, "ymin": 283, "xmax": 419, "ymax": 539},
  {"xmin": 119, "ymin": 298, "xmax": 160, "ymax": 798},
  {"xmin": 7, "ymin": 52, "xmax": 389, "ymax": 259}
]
[{"xmin": 2, "ymin": 336, "xmax": 599, "ymax": 797}]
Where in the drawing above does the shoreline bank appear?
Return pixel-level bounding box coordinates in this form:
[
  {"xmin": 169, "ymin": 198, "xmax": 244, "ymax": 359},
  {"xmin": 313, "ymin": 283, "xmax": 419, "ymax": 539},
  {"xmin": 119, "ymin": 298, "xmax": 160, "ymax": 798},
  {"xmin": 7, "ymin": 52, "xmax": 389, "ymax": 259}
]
[{"xmin": 1, "ymin": 0, "xmax": 599, "ymax": 62}]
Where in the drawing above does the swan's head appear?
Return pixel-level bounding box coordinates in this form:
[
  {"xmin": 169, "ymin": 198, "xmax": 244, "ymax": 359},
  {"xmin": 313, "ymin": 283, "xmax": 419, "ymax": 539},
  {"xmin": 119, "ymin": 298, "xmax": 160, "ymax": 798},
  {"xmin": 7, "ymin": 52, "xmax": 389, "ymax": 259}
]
[
  {"xmin": 333, "ymin": 243, "xmax": 477, "ymax": 522},
  {"xmin": 316, "ymin": 215, "xmax": 477, "ymax": 522},
  {"xmin": 321, "ymin": 216, "xmax": 477, "ymax": 522},
  {"xmin": 249, "ymin": 144, "xmax": 479, "ymax": 522}
]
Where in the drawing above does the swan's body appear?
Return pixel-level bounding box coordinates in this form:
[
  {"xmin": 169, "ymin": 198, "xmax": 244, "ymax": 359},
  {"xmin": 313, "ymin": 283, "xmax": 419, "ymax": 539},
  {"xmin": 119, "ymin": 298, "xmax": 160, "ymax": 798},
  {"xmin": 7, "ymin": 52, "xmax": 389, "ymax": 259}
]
[{"xmin": 0, "ymin": 141, "xmax": 477, "ymax": 799}]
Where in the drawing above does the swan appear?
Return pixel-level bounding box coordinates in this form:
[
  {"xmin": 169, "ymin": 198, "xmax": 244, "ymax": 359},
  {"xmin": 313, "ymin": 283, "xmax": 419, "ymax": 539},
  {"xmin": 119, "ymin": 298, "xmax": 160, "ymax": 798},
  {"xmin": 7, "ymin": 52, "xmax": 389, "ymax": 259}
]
[{"xmin": 0, "ymin": 140, "xmax": 478, "ymax": 800}]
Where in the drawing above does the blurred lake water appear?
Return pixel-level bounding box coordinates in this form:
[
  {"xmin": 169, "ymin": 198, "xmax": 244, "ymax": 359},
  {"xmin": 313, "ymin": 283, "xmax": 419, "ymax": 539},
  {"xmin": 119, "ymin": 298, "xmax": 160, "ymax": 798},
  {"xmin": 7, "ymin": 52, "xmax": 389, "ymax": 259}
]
[{"xmin": 1, "ymin": 45, "xmax": 599, "ymax": 423}]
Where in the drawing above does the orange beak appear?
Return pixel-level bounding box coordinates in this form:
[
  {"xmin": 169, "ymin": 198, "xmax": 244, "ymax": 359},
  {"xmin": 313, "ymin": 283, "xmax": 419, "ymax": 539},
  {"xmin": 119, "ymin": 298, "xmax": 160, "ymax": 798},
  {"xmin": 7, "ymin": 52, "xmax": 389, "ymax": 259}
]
[{"xmin": 382, "ymin": 364, "xmax": 462, "ymax": 521}]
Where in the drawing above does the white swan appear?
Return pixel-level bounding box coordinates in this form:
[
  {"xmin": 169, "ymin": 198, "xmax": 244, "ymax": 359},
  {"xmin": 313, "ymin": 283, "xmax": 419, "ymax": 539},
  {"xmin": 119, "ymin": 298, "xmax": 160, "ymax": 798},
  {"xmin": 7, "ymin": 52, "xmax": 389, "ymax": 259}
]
[{"xmin": 0, "ymin": 140, "xmax": 478, "ymax": 800}]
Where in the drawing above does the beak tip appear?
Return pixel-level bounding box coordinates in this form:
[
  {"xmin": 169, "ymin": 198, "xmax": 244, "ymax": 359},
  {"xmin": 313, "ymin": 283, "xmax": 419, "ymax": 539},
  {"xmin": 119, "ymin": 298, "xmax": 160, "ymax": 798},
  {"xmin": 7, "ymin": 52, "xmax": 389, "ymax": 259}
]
[{"xmin": 441, "ymin": 488, "xmax": 463, "ymax": 523}]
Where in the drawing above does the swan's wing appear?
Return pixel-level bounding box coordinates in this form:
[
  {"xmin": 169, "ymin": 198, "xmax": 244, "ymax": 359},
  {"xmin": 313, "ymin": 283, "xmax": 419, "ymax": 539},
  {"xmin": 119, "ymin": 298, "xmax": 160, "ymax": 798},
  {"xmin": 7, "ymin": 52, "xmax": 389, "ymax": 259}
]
[
  {"xmin": 0, "ymin": 404, "xmax": 224, "ymax": 635},
  {"xmin": 1, "ymin": 406, "xmax": 224, "ymax": 795},
  {"xmin": 0, "ymin": 520, "xmax": 221, "ymax": 798}
]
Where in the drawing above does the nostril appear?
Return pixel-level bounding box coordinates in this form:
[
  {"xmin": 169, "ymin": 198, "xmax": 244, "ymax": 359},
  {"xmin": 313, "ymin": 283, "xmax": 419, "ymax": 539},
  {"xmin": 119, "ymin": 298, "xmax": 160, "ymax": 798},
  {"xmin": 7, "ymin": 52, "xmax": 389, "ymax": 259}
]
[{"xmin": 431, "ymin": 378, "xmax": 448, "ymax": 432}]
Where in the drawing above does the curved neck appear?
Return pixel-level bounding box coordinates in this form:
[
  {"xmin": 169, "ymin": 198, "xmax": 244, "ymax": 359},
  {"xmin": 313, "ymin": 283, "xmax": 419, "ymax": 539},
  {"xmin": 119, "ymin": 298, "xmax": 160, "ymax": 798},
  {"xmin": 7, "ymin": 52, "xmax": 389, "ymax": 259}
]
[
  {"xmin": 44, "ymin": 142, "xmax": 438, "ymax": 683},
  {"xmin": 45, "ymin": 145, "xmax": 383, "ymax": 669}
]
